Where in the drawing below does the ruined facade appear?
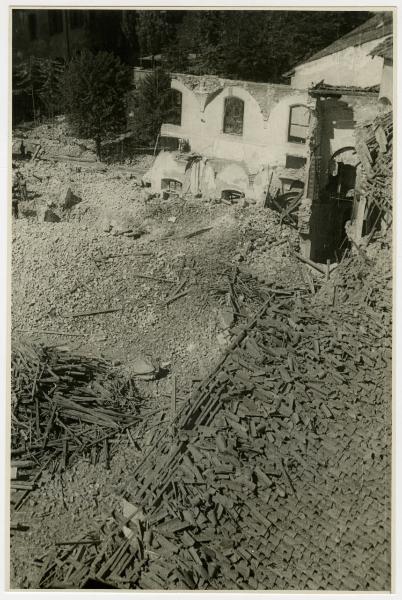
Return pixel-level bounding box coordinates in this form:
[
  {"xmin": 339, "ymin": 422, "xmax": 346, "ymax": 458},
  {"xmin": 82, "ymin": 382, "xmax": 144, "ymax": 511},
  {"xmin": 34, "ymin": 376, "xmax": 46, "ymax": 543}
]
[
  {"xmin": 291, "ymin": 12, "xmax": 393, "ymax": 262},
  {"xmin": 299, "ymin": 86, "xmax": 379, "ymax": 262},
  {"xmin": 145, "ymin": 74, "xmax": 310, "ymax": 203},
  {"xmin": 144, "ymin": 12, "xmax": 393, "ymax": 264}
]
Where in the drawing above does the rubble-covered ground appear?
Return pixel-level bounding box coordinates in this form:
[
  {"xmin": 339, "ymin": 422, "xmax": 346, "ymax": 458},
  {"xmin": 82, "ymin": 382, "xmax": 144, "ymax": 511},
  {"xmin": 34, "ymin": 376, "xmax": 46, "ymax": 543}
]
[
  {"xmin": 10, "ymin": 119, "xmax": 392, "ymax": 590},
  {"xmin": 10, "ymin": 121, "xmax": 312, "ymax": 588}
]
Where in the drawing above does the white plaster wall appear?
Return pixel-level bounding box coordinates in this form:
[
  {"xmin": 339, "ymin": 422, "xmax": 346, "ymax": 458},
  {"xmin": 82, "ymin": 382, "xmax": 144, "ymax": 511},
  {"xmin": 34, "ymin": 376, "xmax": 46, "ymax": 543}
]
[
  {"xmin": 163, "ymin": 80, "xmax": 310, "ymax": 172},
  {"xmin": 291, "ymin": 39, "xmax": 386, "ymax": 88},
  {"xmin": 380, "ymin": 61, "xmax": 393, "ymax": 103},
  {"xmin": 324, "ymin": 99, "xmax": 378, "ymax": 160},
  {"xmin": 263, "ymin": 93, "xmax": 309, "ymax": 165},
  {"xmin": 188, "ymin": 85, "xmax": 268, "ymax": 162},
  {"xmin": 176, "ymin": 80, "xmax": 202, "ymax": 139},
  {"xmin": 143, "ymin": 151, "xmax": 186, "ymax": 192},
  {"xmin": 329, "ymin": 129, "xmax": 356, "ymax": 160}
]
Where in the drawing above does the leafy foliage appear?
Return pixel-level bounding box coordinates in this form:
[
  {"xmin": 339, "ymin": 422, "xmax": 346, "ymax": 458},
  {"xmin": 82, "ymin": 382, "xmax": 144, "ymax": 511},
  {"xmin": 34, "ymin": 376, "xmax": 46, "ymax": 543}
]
[
  {"xmin": 170, "ymin": 10, "xmax": 371, "ymax": 82},
  {"xmin": 118, "ymin": 10, "xmax": 370, "ymax": 82},
  {"xmin": 131, "ymin": 68, "xmax": 175, "ymax": 145},
  {"xmin": 13, "ymin": 57, "xmax": 64, "ymax": 122},
  {"xmin": 136, "ymin": 10, "xmax": 181, "ymax": 58},
  {"xmin": 37, "ymin": 58, "xmax": 65, "ymax": 119},
  {"xmin": 59, "ymin": 49, "xmax": 132, "ymax": 158}
]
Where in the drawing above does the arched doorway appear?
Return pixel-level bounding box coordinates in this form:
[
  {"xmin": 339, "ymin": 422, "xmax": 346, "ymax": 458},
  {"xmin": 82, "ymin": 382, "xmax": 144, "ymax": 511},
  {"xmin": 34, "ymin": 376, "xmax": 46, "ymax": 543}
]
[{"xmin": 327, "ymin": 147, "xmax": 358, "ymax": 198}]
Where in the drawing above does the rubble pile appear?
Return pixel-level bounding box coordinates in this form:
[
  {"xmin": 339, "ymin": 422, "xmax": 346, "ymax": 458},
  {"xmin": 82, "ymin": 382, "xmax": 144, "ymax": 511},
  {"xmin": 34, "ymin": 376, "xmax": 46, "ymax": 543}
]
[
  {"xmin": 11, "ymin": 341, "xmax": 141, "ymax": 509},
  {"xmin": 12, "ymin": 191, "xmax": 301, "ymax": 391},
  {"xmin": 13, "ymin": 119, "xmax": 97, "ymax": 162},
  {"xmin": 38, "ymin": 249, "xmax": 391, "ymax": 590},
  {"xmin": 10, "ymin": 117, "xmax": 392, "ymax": 590},
  {"xmin": 357, "ymin": 110, "xmax": 393, "ymax": 219}
]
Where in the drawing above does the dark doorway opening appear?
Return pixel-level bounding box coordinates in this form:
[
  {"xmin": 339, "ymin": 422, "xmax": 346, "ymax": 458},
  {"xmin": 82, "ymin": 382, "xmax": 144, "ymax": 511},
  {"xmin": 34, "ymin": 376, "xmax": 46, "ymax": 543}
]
[{"xmin": 310, "ymin": 152, "xmax": 357, "ymax": 263}]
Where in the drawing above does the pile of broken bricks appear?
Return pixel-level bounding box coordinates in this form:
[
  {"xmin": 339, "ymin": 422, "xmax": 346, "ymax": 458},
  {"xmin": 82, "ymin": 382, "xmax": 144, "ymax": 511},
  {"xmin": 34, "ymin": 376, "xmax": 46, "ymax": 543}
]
[{"xmin": 38, "ymin": 248, "xmax": 391, "ymax": 590}]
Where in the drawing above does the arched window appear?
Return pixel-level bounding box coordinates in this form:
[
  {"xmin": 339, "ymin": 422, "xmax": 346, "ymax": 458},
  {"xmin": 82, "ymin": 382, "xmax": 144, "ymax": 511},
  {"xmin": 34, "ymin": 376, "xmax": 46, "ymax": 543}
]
[
  {"xmin": 288, "ymin": 105, "xmax": 309, "ymax": 144},
  {"xmin": 166, "ymin": 89, "xmax": 182, "ymax": 126},
  {"xmin": 223, "ymin": 97, "xmax": 244, "ymax": 135}
]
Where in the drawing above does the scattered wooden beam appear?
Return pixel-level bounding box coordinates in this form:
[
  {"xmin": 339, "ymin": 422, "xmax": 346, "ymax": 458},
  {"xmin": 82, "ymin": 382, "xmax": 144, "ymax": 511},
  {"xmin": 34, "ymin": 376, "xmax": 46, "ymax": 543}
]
[
  {"xmin": 165, "ymin": 291, "xmax": 188, "ymax": 306},
  {"xmin": 294, "ymin": 252, "xmax": 326, "ymax": 275},
  {"xmin": 70, "ymin": 308, "xmax": 122, "ymax": 318},
  {"xmin": 182, "ymin": 226, "xmax": 213, "ymax": 239},
  {"xmin": 171, "ymin": 374, "xmax": 176, "ymax": 420}
]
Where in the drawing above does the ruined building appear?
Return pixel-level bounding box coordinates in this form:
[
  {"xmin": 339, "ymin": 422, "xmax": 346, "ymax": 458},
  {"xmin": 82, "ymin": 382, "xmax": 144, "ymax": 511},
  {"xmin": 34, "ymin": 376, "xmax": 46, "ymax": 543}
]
[
  {"xmin": 144, "ymin": 12, "xmax": 393, "ymax": 264},
  {"xmin": 146, "ymin": 75, "xmax": 309, "ymax": 202}
]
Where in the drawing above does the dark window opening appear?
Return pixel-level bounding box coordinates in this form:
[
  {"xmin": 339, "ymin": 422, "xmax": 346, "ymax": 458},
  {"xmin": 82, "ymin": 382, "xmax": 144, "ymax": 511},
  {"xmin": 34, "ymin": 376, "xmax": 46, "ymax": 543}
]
[
  {"xmin": 280, "ymin": 178, "xmax": 304, "ymax": 194},
  {"xmin": 285, "ymin": 154, "xmax": 307, "ymax": 169},
  {"xmin": 69, "ymin": 10, "xmax": 85, "ymax": 29},
  {"xmin": 166, "ymin": 90, "xmax": 182, "ymax": 126},
  {"xmin": 28, "ymin": 14, "xmax": 37, "ymax": 41},
  {"xmin": 161, "ymin": 179, "xmax": 182, "ymax": 193},
  {"xmin": 157, "ymin": 136, "xmax": 180, "ymax": 152},
  {"xmin": 223, "ymin": 97, "xmax": 244, "ymax": 135},
  {"xmin": 48, "ymin": 11, "xmax": 64, "ymax": 35},
  {"xmin": 221, "ymin": 189, "xmax": 244, "ymax": 201},
  {"xmin": 288, "ymin": 105, "xmax": 309, "ymax": 144}
]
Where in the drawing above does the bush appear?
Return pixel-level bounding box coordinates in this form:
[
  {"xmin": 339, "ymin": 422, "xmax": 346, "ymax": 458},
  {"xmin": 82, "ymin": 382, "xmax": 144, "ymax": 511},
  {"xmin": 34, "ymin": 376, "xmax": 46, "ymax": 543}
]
[{"xmin": 60, "ymin": 49, "xmax": 132, "ymax": 159}]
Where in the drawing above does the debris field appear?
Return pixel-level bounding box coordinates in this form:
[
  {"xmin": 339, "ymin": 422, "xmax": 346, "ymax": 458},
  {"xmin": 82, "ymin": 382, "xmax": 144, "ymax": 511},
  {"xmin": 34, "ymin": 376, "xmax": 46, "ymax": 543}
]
[
  {"xmin": 36, "ymin": 241, "xmax": 392, "ymax": 590},
  {"xmin": 10, "ymin": 119, "xmax": 392, "ymax": 590}
]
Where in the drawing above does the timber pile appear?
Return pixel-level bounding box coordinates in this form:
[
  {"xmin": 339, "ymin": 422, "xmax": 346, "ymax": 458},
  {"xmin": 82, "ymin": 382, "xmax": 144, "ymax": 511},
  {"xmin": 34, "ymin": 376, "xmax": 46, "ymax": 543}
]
[
  {"xmin": 38, "ymin": 246, "xmax": 391, "ymax": 590},
  {"xmin": 356, "ymin": 110, "xmax": 393, "ymax": 218},
  {"xmin": 265, "ymin": 190, "xmax": 303, "ymax": 228},
  {"xmin": 11, "ymin": 342, "xmax": 140, "ymax": 506}
]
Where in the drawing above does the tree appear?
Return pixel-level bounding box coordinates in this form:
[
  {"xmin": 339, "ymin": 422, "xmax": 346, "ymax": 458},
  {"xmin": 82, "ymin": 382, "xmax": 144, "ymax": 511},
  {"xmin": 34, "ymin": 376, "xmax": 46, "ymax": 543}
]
[
  {"xmin": 13, "ymin": 56, "xmax": 64, "ymax": 124},
  {"xmin": 136, "ymin": 10, "xmax": 172, "ymax": 59},
  {"xmin": 83, "ymin": 11, "xmax": 128, "ymax": 62},
  {"xmin": 13, "ymin": 58, "xmax": 42, "ymax": 124},
  {"xmin": 37, "ymin": 58, "xmax": 64, "ymax": 121},
  {"xmin": 60, "ymin": 49, "xmax": 132, "ymax": 159},
  {"xmin": 131, "ymin": 68, "xmax": 174, "ymax": 146},
  {"xmin": 120, "ymin": 10, "xmax": 140, "ymax": 64},
  {"xmin": 172, "ymin": 10, "xmax": 371, "ymax": 82}
]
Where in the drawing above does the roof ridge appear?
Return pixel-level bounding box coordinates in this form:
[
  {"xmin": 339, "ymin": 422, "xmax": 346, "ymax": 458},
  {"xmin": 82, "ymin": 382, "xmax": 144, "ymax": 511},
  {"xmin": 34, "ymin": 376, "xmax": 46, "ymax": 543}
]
[{"xmin": 292, "ymin": 11, "xmax": 393, "ymax": 69}]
